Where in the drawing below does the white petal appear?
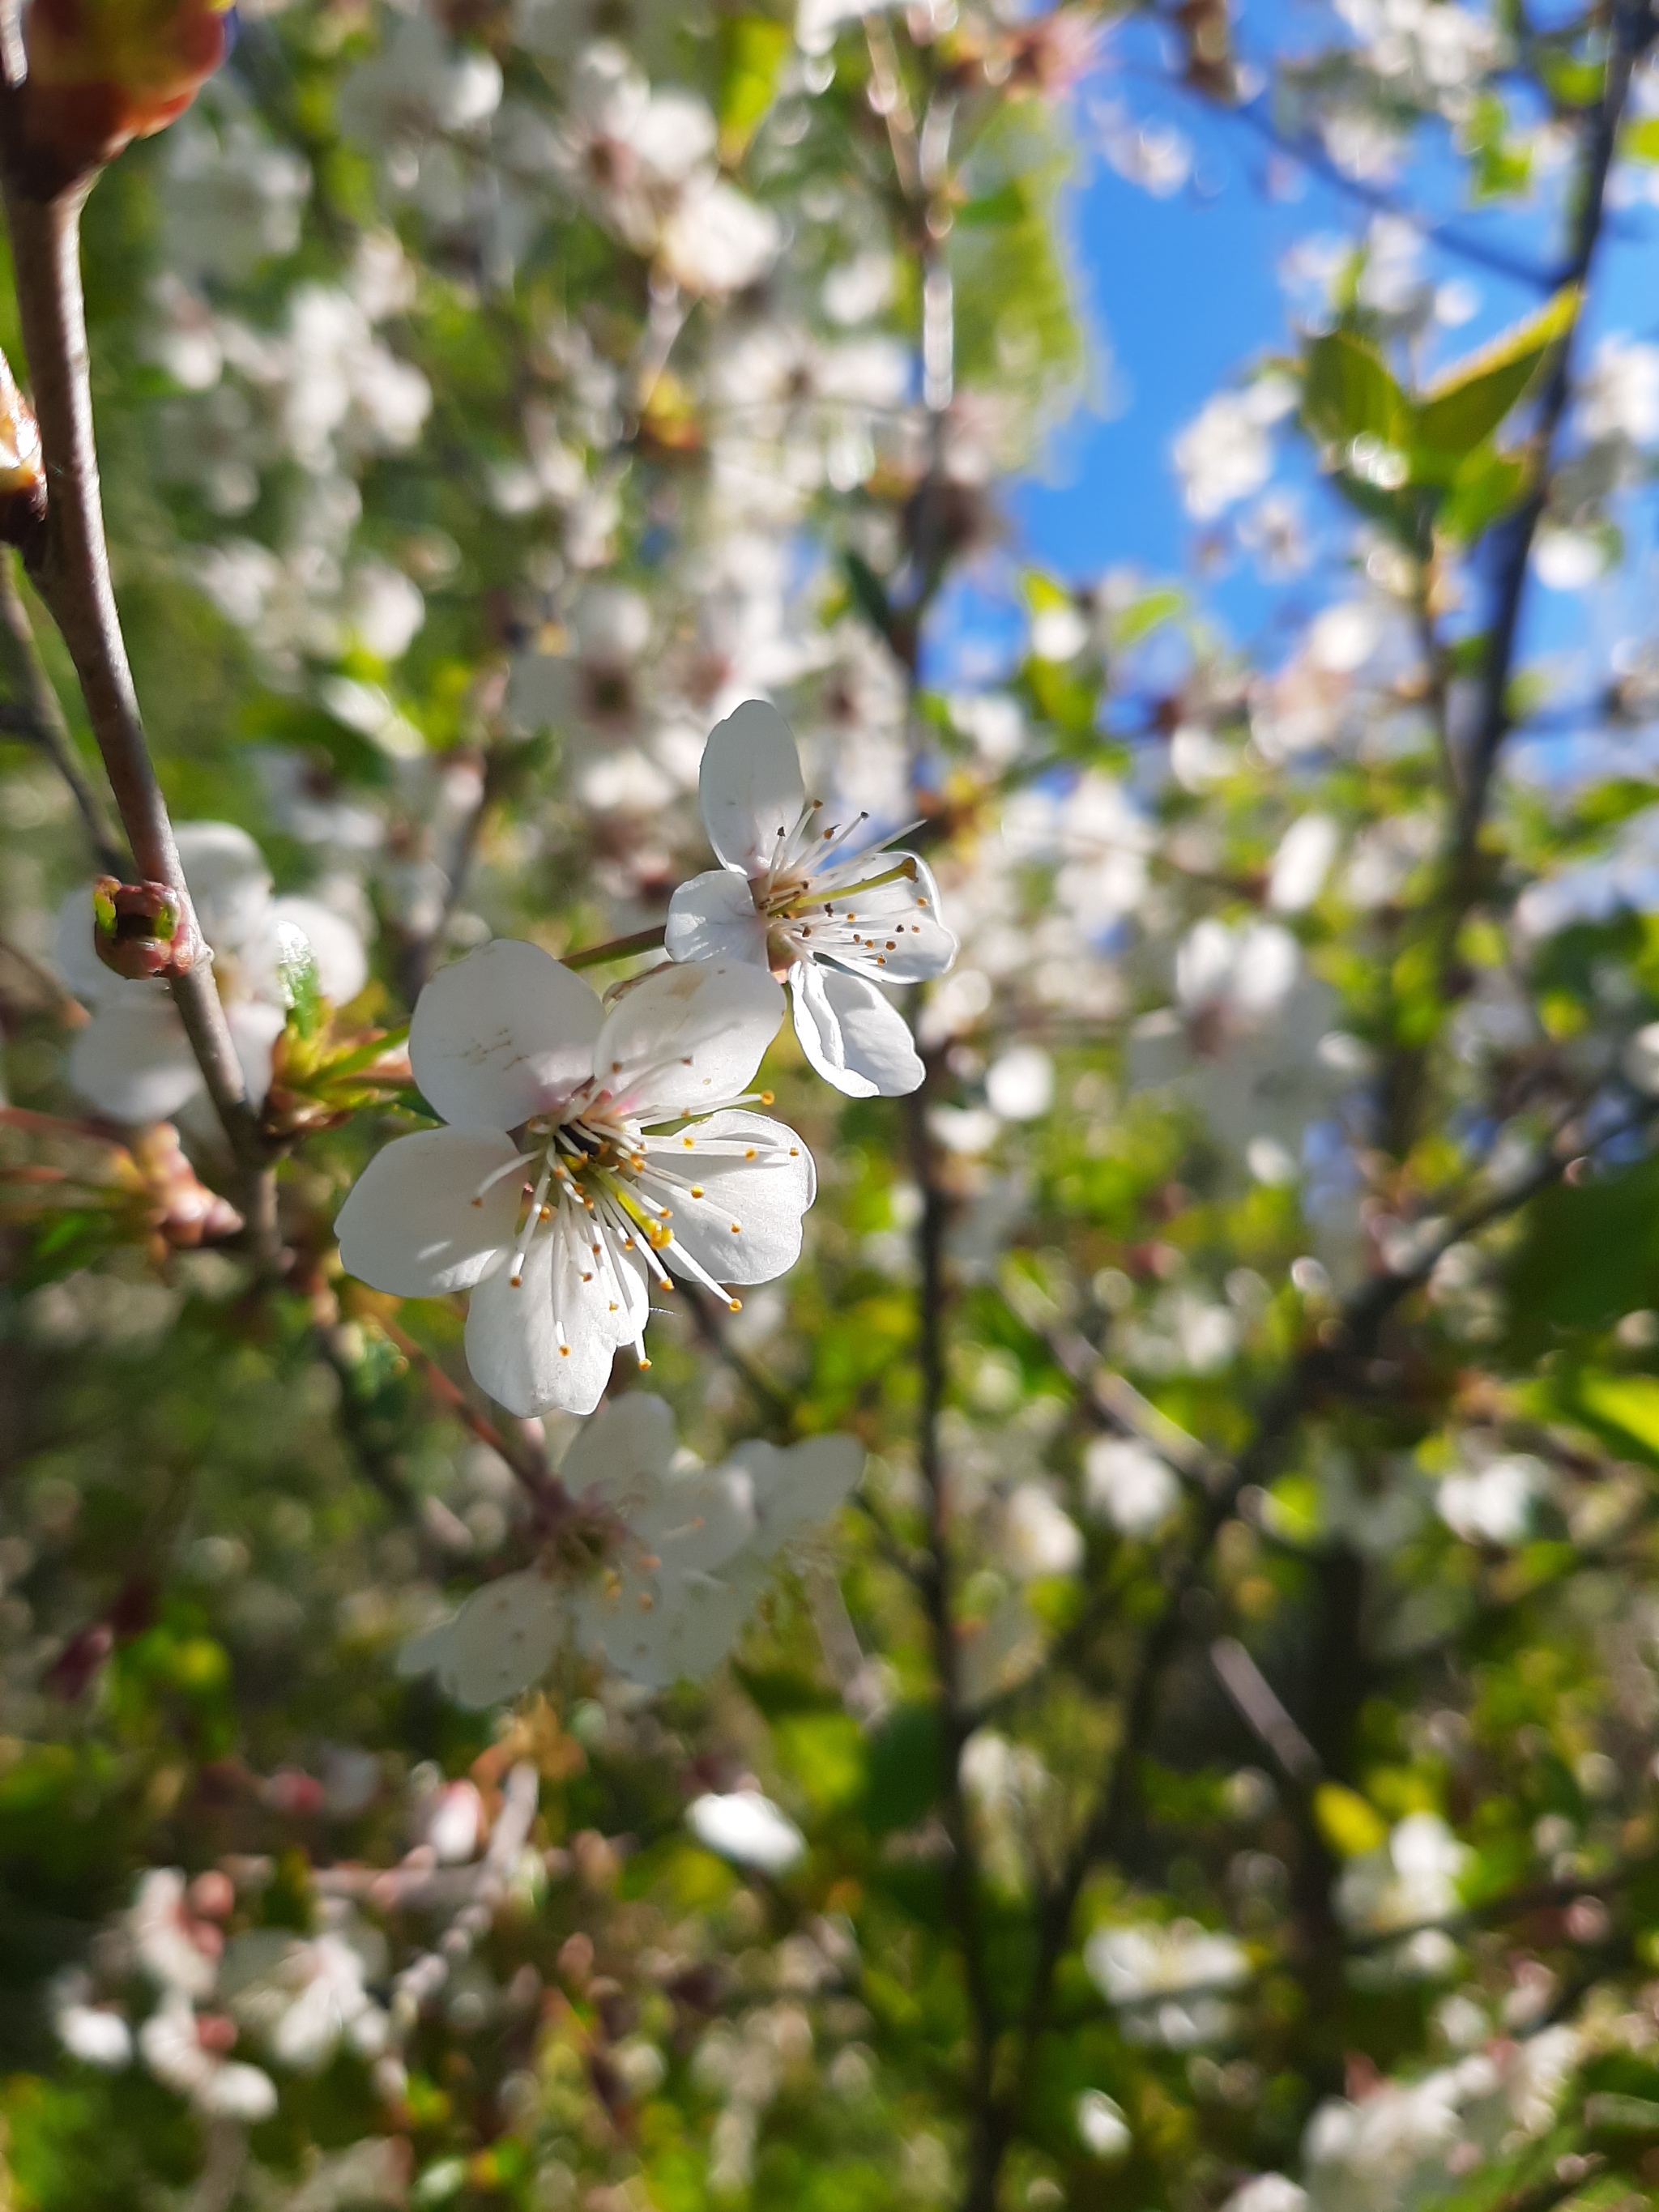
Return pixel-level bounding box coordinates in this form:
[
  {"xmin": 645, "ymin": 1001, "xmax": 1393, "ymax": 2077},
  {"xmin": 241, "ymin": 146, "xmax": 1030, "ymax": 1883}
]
[
  {"xmin": 733, "ymin": 1433, "xmax": 866, "ymax": 1557},
  {"xmin": 664, "ymin": 868, "xmax": 770, "ymax": 968},
  {"xmin": 412, "ymin": 939, "xmax": 602, "ymax": 1132},
  {"xmin": 811, "ymin": 850, "xmax": 957, "ymax": 983},
  {"xmin": 174, "ymin": 821, "xmax": 272, "ymax": 953},
  {"xmin": 664, "ymin": 1108, "xmax": 816, "ymax": 1286},
  {"xmin": 418, "ymin": 1569, "xmax": 562, "ymax": 1709},
  {"xmin": 688, "ymin": 1789, "xmax": 806, "ymax": 1873},
  {"xmin": 228, "ymin": 999, "xmax": 286, "ymax": 1107},
  {"xmin": 202, "ymin": 2061, "xmax": 278, "ymax": 2121},
  {"xmin": 335, "ymin": 1127, "xmax": 521, "ymax": 1295},
  {"xmin": 595, "ymin": 958, "xmax": 783, "ymax": 1121},
  {"xmin": 53, "ymin": 884, "xmax": 112, "ymax": 1003},
  {"xmin": 463, "ymin": 1221, "xmax": 618, "ymax": 1417},
  {"xmin": 698, "ymin": 699, "xmax": 805, "ymax": 873},
  {"xmin": 559, "ymin": 1391, "xmax": 677, "ymax": 1502},
  {"xmin": 269, "ymin": 895, "xmax": 369, "ymax": 1004},
  {"xmin": 68, "ymin": 995, "xmax": 204, "ymax": 1121},
  {"xmin": 790, "ymin": 962, "xmax": 922, "ymax": 1097}
]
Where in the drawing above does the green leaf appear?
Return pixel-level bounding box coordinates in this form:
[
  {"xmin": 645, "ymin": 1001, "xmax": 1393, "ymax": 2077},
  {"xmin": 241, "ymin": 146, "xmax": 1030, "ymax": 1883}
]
[
  {"xmin": 1416, "ymin": 287, "xmax": 1578, "ymax": 462},
  {"xmin": 843, "ymin": 549, "xmax": 894, "ymax": 646},
  {"xmin": 1586, "ymin": 2092, "xmax": 1659, "ymax": 2136},
  {"xmin": 1625, "ymin": 116, "xmax": 1659, "ymax": 163},
  {"xmin": 1301, "ymin": 328, "xmax": 1413, "ymax": 457},
  {"xmin": 716, "ymin": 14, "xmax": 792, "ymax": 164},
  {"xmin": 275, "ymin": 923, "xmax": 325, "ymax": 1039},
  {"xmin": 1573, "ymin": 1371, "xmax": 1659, "ymax": 1460},
  {"xmin": 1312, "ymin": 1783, "xmax": 1390, "ymax": 1858},
  {"xmin": 1506, "ymin": 1153, "xmax": 1659, "ymax": 1350},
  {"xmin": 1436, "ymin": 445, "xmax": 1530, "ymax": 543},
  {"xmin": 862, "ymin": 1703, "xmax": 944, "ymax": 1835},
  {"xmin": 1111, "ymin": 586, "xmax": 1184, "ymax": 650},
  {"xmin": 957, "ymin": 178, "xmax": 1029, "ymax": 228}
]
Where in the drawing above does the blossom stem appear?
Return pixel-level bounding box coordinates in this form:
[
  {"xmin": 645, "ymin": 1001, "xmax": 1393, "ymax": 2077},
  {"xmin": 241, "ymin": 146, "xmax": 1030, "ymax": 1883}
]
[
  {"xmin": 562, "ymin": 923, "xmax": 667, "ymax": 970},
  {"xmin": 378, "ymin": 1313, "xmax": 566, "ymax": 1511},
  {"xmin": 0, "ymin": 181, "xmax": 280, "ymax": 1259}
]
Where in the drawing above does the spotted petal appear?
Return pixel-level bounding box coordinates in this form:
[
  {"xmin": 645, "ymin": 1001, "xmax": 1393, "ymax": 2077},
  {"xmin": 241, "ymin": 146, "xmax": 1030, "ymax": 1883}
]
[
  {"xmin": 596, "ymin": 957, "xmax": 783, "ymax": 1122},
  {"xmin": 412, "ymin": 939, "xmax": 603, "ymax": 1132},
  {"xmin": 463, "ymin": 1217, "xmax": 624, "ymax": 1417},
  {"xmin": 660, "ymin": 1107, "xmax": 816, "ymax": 1286}
]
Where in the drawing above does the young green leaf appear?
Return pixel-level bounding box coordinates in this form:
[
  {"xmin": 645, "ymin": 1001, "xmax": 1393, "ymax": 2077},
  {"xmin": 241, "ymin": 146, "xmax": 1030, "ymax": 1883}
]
[{"xmin": 1415, "ymin": 286, "xmax": 1578, "ymax": 463}]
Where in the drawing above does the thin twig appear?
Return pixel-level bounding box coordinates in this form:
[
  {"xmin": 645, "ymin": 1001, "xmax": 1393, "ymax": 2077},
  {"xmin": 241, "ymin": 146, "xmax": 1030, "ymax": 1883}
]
[
  {"xmin": 0, "ymin": 549, "xmax": 122, "ymax": 872},
  {"xmin": 377, "ymin": 1313, "xmax": 564, "ymax": 1511},
  {"xmin": 0, "ymin": 181, "xmax": 279, "ymax": 1257},
  {"xmin": 563, "ymin": 923, "xmax": 668, "ymax": 972},
  {"xmin": 1446, "ymin": 2, "xmax": 1641, "ymax": 897}
]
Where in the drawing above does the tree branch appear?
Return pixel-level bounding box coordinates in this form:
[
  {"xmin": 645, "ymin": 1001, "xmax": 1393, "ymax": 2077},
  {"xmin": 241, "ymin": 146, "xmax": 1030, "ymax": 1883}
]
[
  {"xmin": 1, "ymin": 181, "xmax": 279, "ymax": 1256},
  {"xmin": 0, "ymin": 548, "xmax": 122, "ymax": 872}
]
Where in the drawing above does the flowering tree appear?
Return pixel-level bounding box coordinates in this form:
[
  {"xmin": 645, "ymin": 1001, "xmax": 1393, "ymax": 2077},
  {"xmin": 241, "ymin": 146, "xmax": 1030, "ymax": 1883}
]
[{"xmin": 7, "ymin": 0, "xmax": 1659, "ymax": 2207}]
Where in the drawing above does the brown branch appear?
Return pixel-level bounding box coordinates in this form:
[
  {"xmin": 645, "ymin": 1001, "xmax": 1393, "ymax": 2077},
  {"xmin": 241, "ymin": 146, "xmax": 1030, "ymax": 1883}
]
[
  {"xmin": 0, "ymin": 548, "xmax": 122, "ymax": 872},
  {"xmin": 377, "ymin": 1313, "xmax": 565, "ymax": 1514},
  {"xmin": 0, "ymin": 181, "xmax": 279, "ymax": 1259}
]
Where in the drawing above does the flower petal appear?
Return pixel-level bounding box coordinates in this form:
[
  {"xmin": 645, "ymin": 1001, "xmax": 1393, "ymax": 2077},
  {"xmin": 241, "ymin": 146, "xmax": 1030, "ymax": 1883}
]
[
  {"xmin": 596, "ymin": 957, "xmax": 783, "ymax": 1120},
  {"xmin": 790, "ymin": 961, "xmax": 923, "ymax": 1098},
  {"xmin": 335, "ymin": 1127, "xmax": 522, "ymax": 1294},
  {"xmin": 463, "ymin": 1220, "xmax": 617, "ymax": 1417},
  {"xmin": 559, "ymin": 1391, "xmax": 677, "ymax": 1503},
  {"xmin": 664, "ymin": 868, "xmax": 770, "ymax": 968},
  {"xmin": 811, "ymin": 850, "xmax": 957, "ymax": 983},
  {"xmin": 664, "ymin": 1108, "xmax": 816, "ymax": 1286},
  {"xmin": 698, "ymin": 699, "xmax": 805, "ymax": 873},
  {"xmin": 174, "ymin": 821, "xmax": 273, "ymax": 953},
  {"xmin": 228, "ymin": 999, "xmax": 286, "ymax": 1108},
  {"xmin": 412, "ymin": 939, "xmax": 602, "ymax": 1132},
  {"xmin": 68, "ymin": 995, "xmax": 203, "ymax": 1122},
  {"xmin": 732, "ymin": 1433, "xmax": 867, "ymax": 1556},
  {"xmin": 269, "ymin": 895, "xmax": 369, "ymax": 1004},
  {"xmin": 415, "ymin": 1569, "xmax": 562, "ymax": 1709}
]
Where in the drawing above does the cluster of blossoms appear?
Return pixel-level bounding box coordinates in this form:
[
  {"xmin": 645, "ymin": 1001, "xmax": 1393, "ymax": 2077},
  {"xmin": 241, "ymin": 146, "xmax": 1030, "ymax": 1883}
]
[
  {"xmin": 401, "ymin": 1394, "xmax": 864, "ymax": 1697},
  {"xmin": 335, "ymin": 700, "xmax": 955, "ymax": 1417}
]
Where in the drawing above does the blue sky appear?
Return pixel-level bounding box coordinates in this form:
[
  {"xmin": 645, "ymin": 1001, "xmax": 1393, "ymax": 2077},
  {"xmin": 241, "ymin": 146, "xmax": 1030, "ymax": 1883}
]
[{"xmin": 1007, "ymin": 11, "xmax": 1659, "ymax": 698}]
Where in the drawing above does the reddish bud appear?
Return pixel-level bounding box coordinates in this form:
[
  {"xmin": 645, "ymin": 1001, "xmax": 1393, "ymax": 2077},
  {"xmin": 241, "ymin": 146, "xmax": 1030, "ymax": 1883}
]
[
  {"xmin": 14, "ymin": 0, "xmax": 232, "ymax": 193},
  {"xmin": 91, "ymin": 875, "xmax": 195, "ymax": 980}
]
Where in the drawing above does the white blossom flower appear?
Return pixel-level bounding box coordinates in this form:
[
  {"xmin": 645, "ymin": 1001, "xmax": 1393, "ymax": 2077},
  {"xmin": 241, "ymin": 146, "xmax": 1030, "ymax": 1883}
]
[
  {"xmin": 1076, "ymin": 2090, "xmax": 1132, "ymax": 2161},
  {"xmin": 1435, "ymin": 1451, "xmax": 1545, "ymax": 1545},
  {"xmin": 221, "ymin": 1920, "xmax": 390, "ymax": 2071},
  {"xmin": 51, "ymin": 1975, "xmax": 134, "ymax": 2069},
  {"xmin": 138, "ymin": 1993, "xmax": 278, "ymax": 2120},
  {"xmin": 688, "ymin": 1791, "xmax": 808, "ymax": 1875},
  {"xmin": 1175, "ymin": 384, "xmax": 1292, "ymax": 520},
  {"xmin": 1129, "ymin": 921, "xmax": 1350, "ymax": 1178},
  {"xmin": 337, "ymin": 13, "xmax": 502, "ymax": 165},
  {"xmin": 1084, "ymin": 1920, "xmax": 1250, "ymax": 2047},
  {"xmin": 1336, "ymin": 1812, "xmax": 1469, "ymax": 1941},
  {"xmin": 127, "ymin": 1868, "xmax": 220, "ymax": 2001},
  {"xmin": 666, "ymin": 701, "xmax": 957, "ymax": 1097},
  {"xmin": 1082, "ymin": 1435, "xmax": 1182, "ymax": 1536},
  {"xmin": 399, "ymin": 1397, "xmax": 863, "ymax": 1698},
  {"xmin": 337, "ymin": 946, "xmax": 809, "ymax": 1416},
  {"xmin": 550, "ymin": 44, "xmax": 716, "ymax": 254},
  {"xmin": 55, "ymin": 823, "xmax": 368, "ymax": 1123},
  {"xmin": 1003, "ymin": 1485, "xmax": 1084, "ymax": 1579}
]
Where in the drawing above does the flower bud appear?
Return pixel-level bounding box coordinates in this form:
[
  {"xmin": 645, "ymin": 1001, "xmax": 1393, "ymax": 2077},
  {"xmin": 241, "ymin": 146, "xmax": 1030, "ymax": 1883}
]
[
  {"xmin": 0, "ymin": 351, "xmax": 45, "ymax": 552},
  {"xmin": 90, "ymin": 874, "xmax": 194, "ymax": 979},
  {"xmin": 14, "ymin": 0, "xmax": 233, "ymax": 194}
]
